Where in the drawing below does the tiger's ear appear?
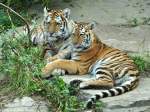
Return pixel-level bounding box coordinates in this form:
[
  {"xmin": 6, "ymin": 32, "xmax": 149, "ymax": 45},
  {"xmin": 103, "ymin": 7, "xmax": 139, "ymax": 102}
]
[
  {"xmin": 88, "ymin": 21, "xmax": 96, "ymax": 30},
  {"xmin": 44, "ymin": 7, "xmax": 48, "ymax": 17},
  {"xmin": 63, "ymin": 8, "xmax": 71, "ymax": 19}
]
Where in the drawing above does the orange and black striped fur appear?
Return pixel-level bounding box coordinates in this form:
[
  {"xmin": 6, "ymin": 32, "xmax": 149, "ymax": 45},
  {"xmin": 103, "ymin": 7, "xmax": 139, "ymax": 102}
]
[
  {"xmin": 42, "ymin": 22, "xmax": 139, "ymax": 108},
  {"xmin": 24, "ymin": 8, "xmax": 75, "ymax": 59}
]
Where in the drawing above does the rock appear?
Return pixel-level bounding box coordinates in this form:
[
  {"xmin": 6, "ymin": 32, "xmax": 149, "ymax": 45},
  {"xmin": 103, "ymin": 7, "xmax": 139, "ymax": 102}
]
[
  {"xmin": 21, "ymin": 97, "xmax": 34, "ymax": 107},
  {"xmin": 1, "ymin": 97, "xmax": 48, "ymax": 112},
  {"xmin": 13, "ymin": 98, "xmax": 20, "ymax": 103},
  {"xmin": 62, "ymin": 75, "xmax": 150, "ymax": 112},
  {"xmin": 100, "ymin": 78, "xmax": 150, "ymax": 112},
  {"xmin": 94, "ymin": 24, "xmax": 150, "ymax": 54}
]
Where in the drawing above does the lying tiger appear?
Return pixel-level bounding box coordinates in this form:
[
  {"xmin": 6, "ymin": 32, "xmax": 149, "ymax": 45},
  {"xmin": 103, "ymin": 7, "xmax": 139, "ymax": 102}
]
[
  {"xmin": 26, "ymin": 7, "xmax": 76, "ymax": 74},
  {"xmin": 24, "ymin": 7, "xmax": 75, "ymax": 59},
  {"xmin": 42, "ymin": 22, "xmax": 139, "ymax": 108}
]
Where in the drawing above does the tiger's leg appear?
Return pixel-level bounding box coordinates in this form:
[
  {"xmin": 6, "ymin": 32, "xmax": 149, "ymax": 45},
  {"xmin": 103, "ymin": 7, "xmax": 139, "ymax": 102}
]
[
  {"xmin": 46, "ymin": 48, "xmax": 72, "ymax": 75},
  {"xmin": 70, "ymin": 75, "xmax": 114, "ymax": 89},
  {"xmin": 71, "ymin": 67, "xmax": 114, "ymax": 89},
  {"xmin": 42, "ymin": 59, "xmax": 78, "ymax": 78},
  {"xmin": 47, "ymin": 49, "xmax": 71, "ymax": 62},
  {"xmin": 79, "ymin": 78, "xmax": 114, "ymax": 89},
  {"xmin": 48, "ymin": 48, "xmax": 72, "ymax": 75}
]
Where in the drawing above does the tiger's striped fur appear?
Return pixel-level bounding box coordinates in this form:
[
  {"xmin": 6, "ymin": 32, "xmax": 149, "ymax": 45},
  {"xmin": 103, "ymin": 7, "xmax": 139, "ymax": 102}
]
[
  {"xmin": 24, "ymin": 8, "xmax": 75, "ymax": 59},
  {"xmin": 42, "ymin": 22, "xmax": 139, "ymax": 108}
]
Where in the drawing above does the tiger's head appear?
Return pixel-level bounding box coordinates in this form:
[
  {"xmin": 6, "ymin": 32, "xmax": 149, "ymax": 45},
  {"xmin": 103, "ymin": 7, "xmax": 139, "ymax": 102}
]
[
  {"xmin": 72, "ymin": 22, "xmax": 97, "ymax": 51},
  {"xmin": 43, "ymin": 7, "xmax": 74, "ymax": 42}
]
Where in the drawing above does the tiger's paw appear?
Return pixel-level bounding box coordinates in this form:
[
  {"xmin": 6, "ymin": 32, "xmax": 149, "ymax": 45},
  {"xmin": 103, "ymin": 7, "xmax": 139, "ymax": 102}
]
[
  {"xmin": 41, "ymin": 66, "xmax": 53, "ymax": 79},
  {"xmin": 41, "ymin": 74, "xmax": 54, "ymax": 80},
  {"xmin": 70, "ymin": 79, "xmax": 83, "ymax": 88},
  {"xmin": 41, "ymin": 71, "xmax": 53, "ymax": 80},
  {"xmin": 41, "ymin": 73, "xmax": 52, "ymax": 79},
  {"xmin": 52, "ymin": 69, "xmax": 66, "ymax": 76}
]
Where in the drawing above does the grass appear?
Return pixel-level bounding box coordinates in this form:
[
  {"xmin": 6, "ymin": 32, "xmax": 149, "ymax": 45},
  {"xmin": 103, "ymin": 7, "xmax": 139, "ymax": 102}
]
[
  {"xmin": 118, "ymin": 17, "xmax": 150, "ymax": 27},
  {"xmin": 131, "ymin": 55, "xmax": 149, "ymax": 72},
  {"xmin": 127, "ymin": 17, "xmax": 150, "ymax": 27}
]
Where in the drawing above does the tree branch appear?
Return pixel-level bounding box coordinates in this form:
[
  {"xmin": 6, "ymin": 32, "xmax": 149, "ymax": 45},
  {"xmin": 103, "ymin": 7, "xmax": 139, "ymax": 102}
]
[{"xmin": 0, "ymin": 3, "xmax": 31, "ymax": 45}]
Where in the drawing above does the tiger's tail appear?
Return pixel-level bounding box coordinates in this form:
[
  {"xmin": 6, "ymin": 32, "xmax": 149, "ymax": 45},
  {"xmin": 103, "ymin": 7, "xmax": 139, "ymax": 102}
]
[{"xmin": 86, "ymin": 78, "xmax": 139, "ymax": 109}]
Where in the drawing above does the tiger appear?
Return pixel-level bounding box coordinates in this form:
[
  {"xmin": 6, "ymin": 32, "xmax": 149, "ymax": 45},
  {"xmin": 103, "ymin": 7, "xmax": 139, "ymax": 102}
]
[
  {"xmin": 25, "ymin": 7, "xmax": 76, "ymax": 75},
  {"xmin": 24, "ymin": 7, "xmax": 76, "ymax": 58},
  {"xmin": 42, "ymin": 22, "xmax": 140, "ymax": 109}
]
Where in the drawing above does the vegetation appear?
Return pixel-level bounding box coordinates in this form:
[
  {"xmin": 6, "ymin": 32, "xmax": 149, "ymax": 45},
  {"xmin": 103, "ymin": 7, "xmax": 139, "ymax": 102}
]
[
  {"xmin": 127, "ymin": 17, "xmax": 150, "ymax": 27},
  {"xmin": 63, "ymin": 0, "xmax": 72, "ymax": 3},
  {"xmin": 1, "ymin": 0, "xmax": 51, "ymax": 8},
  {"xmin": 0, "ymin": 0, "xmax": 53, "ymax": 33},
  {"xmin": 0, "ymin": 0, "xmax": 72, "ymax": 32},
  {"xmin": 0, "ymin": 9, "xmax": 31, "ymax": 33},
  {"xmin": 0, "ymin": 32, "xmax": 85, "ymax": 111},
  {"xmin": 131, "ymin": 56, "xmax": 149, "ymax": 72},
  {"xmin": 1, "ymin": 0, "xmax": 72, "ymax": 8}
]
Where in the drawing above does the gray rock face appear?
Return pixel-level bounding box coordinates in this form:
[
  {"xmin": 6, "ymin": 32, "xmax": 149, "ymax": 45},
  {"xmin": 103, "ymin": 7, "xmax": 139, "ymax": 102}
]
[
  {"xmin": 62, "ymin": 75, "xmax": 150, "ymax": 112},
  {"xmin": 94, "ymin": 25, "xmax": 150, "ymax": 54},
  {"xmin": 1, "ymin": 97, "xmax": 48, "ymax": 112}
]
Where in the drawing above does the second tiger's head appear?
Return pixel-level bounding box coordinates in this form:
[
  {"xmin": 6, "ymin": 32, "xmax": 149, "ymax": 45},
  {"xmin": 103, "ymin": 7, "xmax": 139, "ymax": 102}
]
[{"xmin": 72, "ymin": 22, "xmax": 96, "ymax": 50}]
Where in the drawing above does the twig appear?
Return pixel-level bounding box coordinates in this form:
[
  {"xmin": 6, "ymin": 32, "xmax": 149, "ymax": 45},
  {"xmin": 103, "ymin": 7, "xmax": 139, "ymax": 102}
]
[
  {"xmin": 6, "ymin": 9, "xmax": 14, "ymax": 28},
  {"xmin": 0, "ymin": 3, "xmax": 31, "ymax": 45}
]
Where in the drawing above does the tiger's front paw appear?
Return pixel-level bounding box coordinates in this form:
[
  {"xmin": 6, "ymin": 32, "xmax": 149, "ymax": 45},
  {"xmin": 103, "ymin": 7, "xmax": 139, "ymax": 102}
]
[
  {"xmin": 52, "ymin": 69, "xmax": 66, "ymax": 76},
  {"xmin": 41, "ymin": 66, "xmax": 52, "ymax": 79}
]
